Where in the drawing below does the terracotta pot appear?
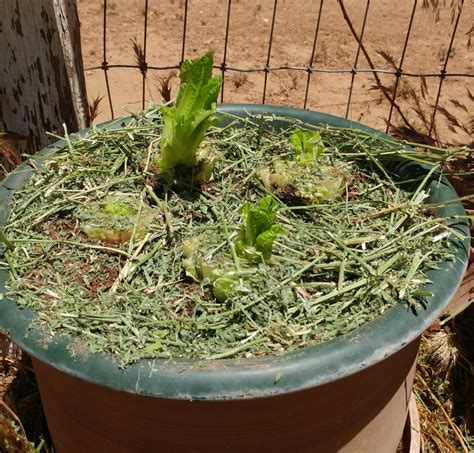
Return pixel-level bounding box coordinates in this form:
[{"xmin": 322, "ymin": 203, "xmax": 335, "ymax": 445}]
[
  {"xmin": 31, "ymin": 338, "xmax": 419, "ymax": 452},
  {"xmin": 0, "ymin": 105, "xmax": 470, "ymax": 452}
]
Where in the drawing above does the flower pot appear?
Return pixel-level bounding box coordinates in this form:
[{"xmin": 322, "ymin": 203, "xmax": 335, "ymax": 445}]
[{"xmin": 0, "ymin": 105, "xmax": 469, "ymax": 452}]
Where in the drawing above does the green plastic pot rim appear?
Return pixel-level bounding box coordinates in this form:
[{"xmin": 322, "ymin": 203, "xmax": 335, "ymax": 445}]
[{"xmin": 0, "ymin": 104, "xmax": 469, "ymax": 400}]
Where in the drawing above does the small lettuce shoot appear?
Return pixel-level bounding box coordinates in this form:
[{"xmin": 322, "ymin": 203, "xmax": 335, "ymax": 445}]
[
  {"xmin": 77, "ymin": 196, "xmax": 153, "ymax": 244},
  {"xmin": 182, "ymin": 235, "xmax": 238, "ymax": 302},
  {"xmin": 157, "ymin": 52, "xmax": 222, "ymax": 182},
  {"xmin": 212, "ymin": 275, "xmax": 238, "ymax": 303},
  {"xmin": 181, "ymin": 197, "xmax": 286, "ymax": 302},
  {"xmin": 259, "ymin": 129, "xmax": 347, "ymax": 203},
  {"xmin": 289, "ymin": 128, "xmax": 325, "ymax": 167},
  {"xmin": 236, "ymin": 196, "xmax": 287, "ymax": 262}
]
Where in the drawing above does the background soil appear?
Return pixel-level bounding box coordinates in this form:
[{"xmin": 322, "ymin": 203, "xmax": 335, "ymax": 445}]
[{"xmin": 76, "ymin": 0, "xmax": 473, "ymax": 145}]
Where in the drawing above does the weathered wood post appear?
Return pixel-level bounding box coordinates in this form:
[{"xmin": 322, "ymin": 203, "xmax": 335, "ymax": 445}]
[
  {"xmin": 0, "ymin": 0, "xmax": 89, "ymax": 152},
  {"xmin": 0, "ymin": 3, "xmax": 89, "ymax": 440}
]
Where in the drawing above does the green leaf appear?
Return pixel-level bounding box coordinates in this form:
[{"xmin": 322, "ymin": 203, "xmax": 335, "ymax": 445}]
[
  {"xmin": 157, "ymin": 52, "xmax": 222, "ymax": 180},
  {"xmin": 181, "ymin": 236, "xmax": 220, "ymax": 283},
  {"xmin": 255, "ymin": 224, "xmax": 287, "ymax": 258},
  {"xmin": 183, "ymin": 257, "xmax": 200, "ymax": 282},
  {"xmin": 145, "ymin": 340, "xmax": 162, "ymax": 354},
  {"xmin": 104, "ymin": 202, "xmax": 132, "ymax": 216},
  {"xmin": 77, "ymin": 196, "xmax": 152, "ymax": 244},
  {"xmin": 237, "ymin": 196, "xmax": 285, "ymax": 261},
  {"xmin": 239, "ymin": 196, "xmax": 279, "ymax": 246},
  {"xmin": 289, "ymin": 128, "xmax": 325, "ymax": 166},
  {"xmin": 0, "ymin": 230, "xmax": 13, "ymax": 250},
  {"xmin": 182, "ymin": 236, "xmax": 201, "ymax": 258},
  {"xmin": 212, "ymin": 275, "xmax": 237, "ymax": 302}
]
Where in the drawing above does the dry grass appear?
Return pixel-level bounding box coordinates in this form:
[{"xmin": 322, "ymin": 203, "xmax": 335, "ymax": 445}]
[
  {"xmin": 156, "ymin": 72, "xmax": 175, "ymax": 103},
  {"xmin": 0, "ymin": 399, "xmax": 31, "ymax": 453},
  {"xmin": 131, "ymin": 37, "xmax": 146, "ymax": 74},
  {"xmin": 422, "ymin": 0, "xmax": 464, "ymax": 24},
  {"xmin": 415, "ymin": 304, "xmax": 474, "ymax": 452},
  {"xmin": 88, "ymin": 95, "xmax": 104, "ymax": 126},
  {"xmin": 231, "ymin": 72, "xmax": 249, "ymax": 89},
  {"xmin": 375, "ymin": 46, "xmax": 473, "ymax": 149},
  {"xmin": 0, "ymin": 334, "xmax": 51, "ymax": 452}
]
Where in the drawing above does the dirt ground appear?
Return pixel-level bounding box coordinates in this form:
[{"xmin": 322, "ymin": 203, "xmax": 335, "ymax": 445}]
[{"xmin": 76, "ymin": 0, "xmax": 473, "ymax": 145}]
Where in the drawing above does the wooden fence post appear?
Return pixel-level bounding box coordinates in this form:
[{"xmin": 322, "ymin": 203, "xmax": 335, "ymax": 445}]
[{"xmin": 0, "ymin": 0, "xmax": 89, "ymax": 152}]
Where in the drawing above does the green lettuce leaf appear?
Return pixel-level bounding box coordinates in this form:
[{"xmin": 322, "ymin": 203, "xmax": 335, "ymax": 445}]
[
  {"xmin": 255, "ymin": 224, "xmax": 287, "ymax": 259},
  {"xmin": 236, "ymin": 196, "xmax": 286, "ymax": 262},
  {"xmin": 289, "ymin": 128, "xmax": 325, "ymax": 167},
  {"xmin": 77, "ymin": 196, "xmax": 153, "ymax": 244},
  {"xmin": 238, "ymin": 196, "xmax": 279, "ymax": 246},
  {"xmin": 157, "ymin": 52, "xmax": 222, "ymax": 180},
  {"xmin": 212, "ymin": 275, "xmax": 238, "ymax": 303}
]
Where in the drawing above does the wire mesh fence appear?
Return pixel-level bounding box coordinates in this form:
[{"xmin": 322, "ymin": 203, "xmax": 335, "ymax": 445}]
[{"xmin": 79, "ymin": 0, "xmax": 473, "ymax": 144}]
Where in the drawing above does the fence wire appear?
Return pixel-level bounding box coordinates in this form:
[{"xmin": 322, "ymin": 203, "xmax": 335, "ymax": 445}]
[{"xmin": 86, "ymin": 0, "xmax": 473, "ymax": 138}]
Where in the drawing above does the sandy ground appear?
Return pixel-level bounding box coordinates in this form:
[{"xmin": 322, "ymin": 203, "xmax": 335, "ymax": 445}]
[{"xmin": 76, "ymin": 0, "xmax": 473, "ymax": 143}]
